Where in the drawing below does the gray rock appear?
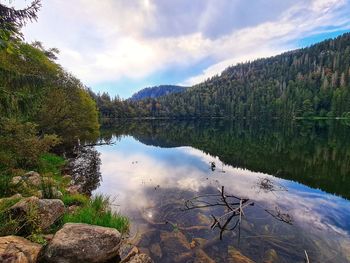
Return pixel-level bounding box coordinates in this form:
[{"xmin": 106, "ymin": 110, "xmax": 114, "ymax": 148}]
[
  {"xmin": 39, "ymin": 223, "xmax": 122, "ymax": 263},
  {"xmin": 0, "ymin": 235, "xmax": 42, "ymax": 263},
  {"xmin": 9, "ymin": 197, "xmax": 64, "ymax": 230}
]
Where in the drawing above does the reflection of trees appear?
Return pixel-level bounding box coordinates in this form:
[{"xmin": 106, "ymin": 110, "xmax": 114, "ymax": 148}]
[
  {"xmin": 101, "ymin": 119, "xmax": 350, "ymax": 199},
  {"xmin": 68, "ymin": 147, "xmax": 102, "ymax": 195}
]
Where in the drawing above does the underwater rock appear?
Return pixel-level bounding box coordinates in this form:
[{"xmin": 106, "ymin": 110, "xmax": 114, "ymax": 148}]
[
  {"xmin": 263, "ymin": 249, "xmax": 278, "ymax": 263},
  {"xmin": 194, "ymin": 249, "xmax": 216, "ymax": 263},
  {"xmin": 227, "ymin": 246, "xmax": 255, "ymax": 263}
]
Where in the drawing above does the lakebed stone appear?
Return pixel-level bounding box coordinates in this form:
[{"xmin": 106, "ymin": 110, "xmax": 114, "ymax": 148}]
[
  {"xmin": 9, "ymin": 197, "xmax": 64, "ymax": 230},
  {"xmin": 0, "ymin": 236, "xmax": 42, "ymax": 263},
  {"xmin": 39, "ymin": 223, "xmax": 122, "ymax": 263}
]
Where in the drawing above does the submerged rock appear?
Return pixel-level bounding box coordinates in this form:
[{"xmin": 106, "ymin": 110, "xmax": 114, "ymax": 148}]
[
  {"xmin": 39, "ymin": 223, "xmax": 122, "ymax": 263},
  {"xmin": 9, "ymin": 197, "xmax": 64, "ymax": 230},
  {"xmin": 263, "ymin": 249, "xmax": 278, "ymax": 263},
  {"xmin": 194, "ymin": 249, "xmax": 215, "ymax": 263},
  {"xmin": 0, "ymin": 235, "xmax": 42, "ymax": 263},
  {"xmin": 227, "ymin": 246, "xmax": 255, "ymax": 263}
]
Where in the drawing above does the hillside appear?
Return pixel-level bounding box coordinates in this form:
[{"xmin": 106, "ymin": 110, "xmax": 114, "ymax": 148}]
[
  {"xmin": 129, "ymin": 85, "xmax": 187, "ymax": 101},
  {"xmin": 94, "ymin": 32, "xmax": 350, "ymax": 119}
]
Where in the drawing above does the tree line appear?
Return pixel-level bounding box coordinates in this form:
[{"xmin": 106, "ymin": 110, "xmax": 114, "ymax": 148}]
[
  {"xmin": 0, "ymin": 0, "xmax": 99, "ymax": 172},
  {"xmin": 92, "ymin": 32, "xmax": 350, "ymax": 119}
]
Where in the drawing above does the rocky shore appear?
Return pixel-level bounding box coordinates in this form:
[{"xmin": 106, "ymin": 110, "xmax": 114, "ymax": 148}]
[{"xmin": 0, "ymin": 171, "xmax": 153, "ymax": 263}]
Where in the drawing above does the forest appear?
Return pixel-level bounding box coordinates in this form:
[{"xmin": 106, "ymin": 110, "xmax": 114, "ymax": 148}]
[
  {"xmin": 93, "ymin": 33, "xmax": 350, "ymax": 119},
  {"xmin": 0, "ymin": 1, "xmax": 99, "ymax": 176}
]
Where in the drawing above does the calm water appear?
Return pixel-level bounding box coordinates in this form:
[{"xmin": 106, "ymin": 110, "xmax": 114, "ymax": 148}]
[{"xmin": 93, "ymin": 120, "xmax": 350, "ymax": 263}]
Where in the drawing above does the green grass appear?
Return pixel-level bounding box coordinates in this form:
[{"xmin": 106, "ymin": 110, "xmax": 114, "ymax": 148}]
[
  {"xmin": 38, "ymin": 153, "xmax": 66, "ymax": 176},
  {"xmin": 63, "ymin": 195, "xmax": 129, "ymax": 233},
  {"xmin": 0, "ymin": 173, "xmax": 13, "ymax": 198},
  {"xmin": 62, "ymin": 193, "xmax": 89, "ymax": 206}
]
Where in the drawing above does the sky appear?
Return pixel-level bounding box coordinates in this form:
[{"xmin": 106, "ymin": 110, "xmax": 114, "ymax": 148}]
[{"xmin": 13, "ymin": 0, "xmax": 350, "ymax": 98}]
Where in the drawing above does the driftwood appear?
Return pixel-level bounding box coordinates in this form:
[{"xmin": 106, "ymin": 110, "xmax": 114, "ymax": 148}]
[
  {"xmin": 183, "ymin": 186, "xmax": 254, "ymax": 240},
  {"xmin": 183, "ymin": 185, "xmax": 293, "ymax": 240}
]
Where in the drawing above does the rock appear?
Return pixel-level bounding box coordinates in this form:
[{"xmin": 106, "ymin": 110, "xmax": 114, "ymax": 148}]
[
  {"xmin": 194, "ymin": 249, "xmax": 215, "ymax": 263},
  {"xmin": 66, "ymin": 185, "xmax": 81, "ymax": 195},
  {"xmin": 160, "ymin": 231, "xmax": 191, "ymax": 262},
  {"xmin": 127, "ymin": 253, "xmax": 153, "ymax": 263},
  {"xmin": 263, "ymin": 249, "xmax": 278, "ymax": 263},
  {"xmin": 62, "ymin": 174, "xmax": 72, "ymax": 181},
  {"xmin": 227, "ymin": 246, "xmax": 255, "ymax": 263},
  {"xmin": 149, "ymin": 243, "xmax": 162, "ymax": 258},
  {"xmin": 39, "ymin": 223, "xmax": 122, "ymax": 263},
  {"xmin": 0, "ymin": 236, "xmax": 42, "ymax": 263},
  {"xmin": 11, "ymin": 176, "xmax": 22, "ymax": 185},
  {"xmin": 119, "ymin": 243, "xmax": 139, "ymax": 263},
  {"xmin": 9, "ymin": 197, "xmax": 64, "ymax": 230},
  {"xmin": 26, "ymin": 173, "xmax": 41, "ymax": 187}
]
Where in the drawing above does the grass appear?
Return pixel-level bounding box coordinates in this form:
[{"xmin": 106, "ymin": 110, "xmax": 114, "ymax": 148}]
[
  {"xmin": 62, "ymin": 193, "xmax": 89, "ymax": 206},
  {"xmin": 38, "ymin": 153, "xmax": 66, "ymax": 176},
  {"xmin": 63, "ymin": 195, "xmax": 129, "ymax": 234}
]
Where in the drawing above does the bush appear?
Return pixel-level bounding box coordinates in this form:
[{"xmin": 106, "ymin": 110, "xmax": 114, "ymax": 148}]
[{"xmin": 63, "ymin": 195, "xmax": 129, "ymax": 233}]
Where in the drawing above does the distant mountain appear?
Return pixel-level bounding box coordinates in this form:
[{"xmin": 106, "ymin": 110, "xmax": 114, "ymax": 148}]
[{"xmin": 129, "ymin": 85, "xmax": 187, "ymax": 101}]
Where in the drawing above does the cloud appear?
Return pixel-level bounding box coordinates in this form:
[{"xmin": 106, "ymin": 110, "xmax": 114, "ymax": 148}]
[{"xmin": 21, "ymin": 0, "xmax": 350, "ymax": 90}]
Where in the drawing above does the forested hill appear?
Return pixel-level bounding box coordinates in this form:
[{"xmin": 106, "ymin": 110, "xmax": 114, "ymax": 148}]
[
  {"xmin": 93, "ymin": 32, "xmax": 350, "ymax": 119},
  {"xmin": 129, "ymin": 85, "xmax": 187, "ymax": 101}
]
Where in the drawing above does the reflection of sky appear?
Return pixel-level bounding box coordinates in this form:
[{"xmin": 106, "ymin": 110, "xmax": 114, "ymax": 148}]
[{"xmin": 95, "ymin": 136, "xmax": 350, "ymax": 241}]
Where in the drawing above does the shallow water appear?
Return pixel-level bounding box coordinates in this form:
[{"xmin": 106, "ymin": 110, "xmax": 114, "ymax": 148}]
[{"xmin": 94, "ymin": 120, "xmax": 350, "ymax": 262}]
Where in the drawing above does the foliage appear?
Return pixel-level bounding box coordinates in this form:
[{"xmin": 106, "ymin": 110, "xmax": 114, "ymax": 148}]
[
  {"xmin": 0, "ymin": 0, "xmax": 41, "ymax": 51},
  {"xmin": 129, "ymin": 85, "xmax": 187, "ymax": 101},
  {"xmin": 93, "ymin": 33, "xmax": 350, "ymax": 119},
  {"xmin": 38, "ymin": 153, "xmax": 66, "ymax": 176},
  {"xmin": 63, "ymin": 195, "xmax": 129, "ymax": 233},
  {"xmin": 0, "ymin": 118, "xmax": 61, "ymax": 170}
]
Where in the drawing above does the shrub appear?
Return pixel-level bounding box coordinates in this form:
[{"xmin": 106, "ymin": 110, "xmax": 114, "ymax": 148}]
[{"xmin": 63, "ymin": 195, "xmax": 129, "ymax": 233}]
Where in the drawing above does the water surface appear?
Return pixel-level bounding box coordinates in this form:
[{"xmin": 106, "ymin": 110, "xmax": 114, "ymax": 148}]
[{"xmin": 94, "ymin": 120, "xmax": 350, "ymax": 262}]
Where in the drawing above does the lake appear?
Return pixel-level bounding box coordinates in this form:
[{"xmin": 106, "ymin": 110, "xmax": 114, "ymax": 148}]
[{"xmin": 92, "ymin": 120, "xmax": 350, "ymax": 262}]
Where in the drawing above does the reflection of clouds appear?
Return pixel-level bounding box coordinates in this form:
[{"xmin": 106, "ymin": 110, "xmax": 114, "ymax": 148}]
[{"xmin": 95, "ymin": 137, "xmax": 350, "ymax": 240}]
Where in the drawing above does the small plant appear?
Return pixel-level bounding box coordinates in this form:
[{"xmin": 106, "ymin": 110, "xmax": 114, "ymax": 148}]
[{"xmin": 63, "ymin": 195, "xmax": 129, "ymax": 233}]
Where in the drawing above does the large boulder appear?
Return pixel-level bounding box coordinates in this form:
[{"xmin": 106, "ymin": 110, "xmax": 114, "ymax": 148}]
[
  {"xmin": 0, "ymin": 236, "xmax": 42, "ymax": 263},
  {"xmin": 9, "ymin": 197, "xmax": 64, "ymax": 230},
  {"xmin": 39, "ymin": 223, "xmax": 122, "ymax": 263}
]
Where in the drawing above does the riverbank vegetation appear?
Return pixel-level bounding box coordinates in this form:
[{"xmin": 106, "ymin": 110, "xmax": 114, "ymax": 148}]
[{"xmin": 0, "ymin": 0, "xmax": 128, "ymax": 245}]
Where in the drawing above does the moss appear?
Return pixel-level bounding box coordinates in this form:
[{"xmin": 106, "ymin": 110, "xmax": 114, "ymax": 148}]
[{"xmin": 63, "ymin": 195, "xmax": 129, "ymax": 234}]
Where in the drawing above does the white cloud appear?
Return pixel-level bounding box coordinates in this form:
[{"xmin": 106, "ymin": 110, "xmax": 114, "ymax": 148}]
[{"xmin": 20, "ymin": 0, "xmax": 350, "ymax": 89}]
